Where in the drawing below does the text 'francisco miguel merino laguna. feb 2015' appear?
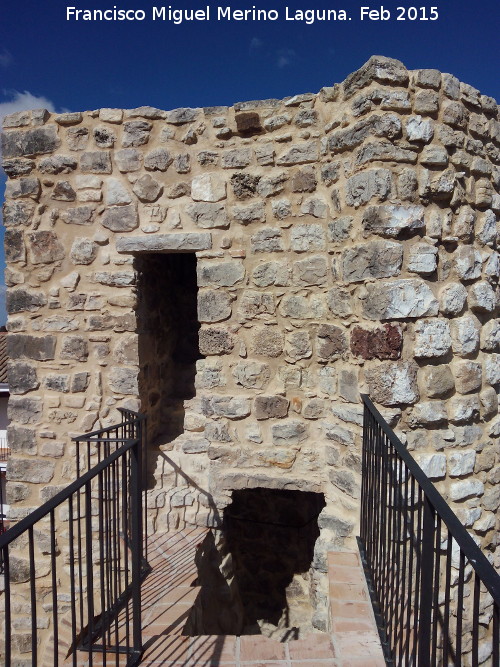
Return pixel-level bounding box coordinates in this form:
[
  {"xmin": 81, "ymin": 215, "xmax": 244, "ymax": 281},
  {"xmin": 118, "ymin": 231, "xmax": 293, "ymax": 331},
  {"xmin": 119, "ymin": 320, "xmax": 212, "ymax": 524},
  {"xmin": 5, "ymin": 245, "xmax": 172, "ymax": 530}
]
[{"xmin": 66, "ymin": 5, "xmax": 440, "ymax": 24}]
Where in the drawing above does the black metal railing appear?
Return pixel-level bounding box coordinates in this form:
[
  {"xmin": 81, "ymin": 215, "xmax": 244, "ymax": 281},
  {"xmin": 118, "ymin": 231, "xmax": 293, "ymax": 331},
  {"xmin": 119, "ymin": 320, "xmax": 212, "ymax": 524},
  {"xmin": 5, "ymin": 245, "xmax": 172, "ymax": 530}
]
[
  {"xmin": 360, "ymin": 394, "xmax": 500, "ymax": 667},
  {"xmin": 0, "ymin": 409, "xmax": 147, "ymax": 666}
]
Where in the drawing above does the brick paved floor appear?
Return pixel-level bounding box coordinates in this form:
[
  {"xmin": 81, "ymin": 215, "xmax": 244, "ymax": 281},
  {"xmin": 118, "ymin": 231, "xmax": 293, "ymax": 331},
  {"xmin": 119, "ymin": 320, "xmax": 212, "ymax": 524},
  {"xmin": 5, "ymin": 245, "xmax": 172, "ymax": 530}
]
[{"xmin": 72, "ymin": 529, "xmax": 386, "ymax": 666}]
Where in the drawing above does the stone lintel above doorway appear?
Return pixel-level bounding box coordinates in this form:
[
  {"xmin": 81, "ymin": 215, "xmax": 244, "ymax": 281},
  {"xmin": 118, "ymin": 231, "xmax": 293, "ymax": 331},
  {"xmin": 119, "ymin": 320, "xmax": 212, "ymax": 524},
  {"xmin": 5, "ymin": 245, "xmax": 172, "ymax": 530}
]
[{"xmin": 116, "ymin": 232, "xmax": 212, "ymax": 253}]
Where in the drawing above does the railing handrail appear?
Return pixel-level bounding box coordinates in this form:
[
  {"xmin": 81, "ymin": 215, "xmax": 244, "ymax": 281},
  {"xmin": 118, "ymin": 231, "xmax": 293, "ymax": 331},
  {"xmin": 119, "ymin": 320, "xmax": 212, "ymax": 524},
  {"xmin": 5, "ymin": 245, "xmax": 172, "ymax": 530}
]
[
  {"xmin": 361, "ymin": 393, "xmax": 500, "ymax": 606},
  {"xmin": 72, "ymin": 408, "xmax": 146, "ymax": 442},
  {"xmin": 0, "ymin": 438, "xmax": 137, "ymax": 549}
]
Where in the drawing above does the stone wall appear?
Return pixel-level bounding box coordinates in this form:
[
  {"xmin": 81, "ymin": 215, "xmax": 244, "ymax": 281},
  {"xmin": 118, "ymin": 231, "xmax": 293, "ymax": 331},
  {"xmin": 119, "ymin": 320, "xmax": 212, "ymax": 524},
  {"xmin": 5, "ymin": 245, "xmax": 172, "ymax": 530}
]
[{"xmin": 2, "ymin": 55, "xmax": 499, "ymax": 575}]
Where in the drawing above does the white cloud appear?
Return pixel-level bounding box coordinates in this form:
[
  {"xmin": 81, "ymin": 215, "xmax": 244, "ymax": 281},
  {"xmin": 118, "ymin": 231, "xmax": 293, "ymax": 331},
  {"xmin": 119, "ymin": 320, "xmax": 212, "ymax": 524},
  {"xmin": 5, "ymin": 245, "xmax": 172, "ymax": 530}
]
[
  {"xmin": 0, "ymin": 90, "xmax": 57, "ymax": 128},
  {"xmin": 0, "ymin": 50, "xmax": 13, "ymax": 68},
  {"xmin": 276, "ymin": 49, "xmax": 296, "ymax": 69}
]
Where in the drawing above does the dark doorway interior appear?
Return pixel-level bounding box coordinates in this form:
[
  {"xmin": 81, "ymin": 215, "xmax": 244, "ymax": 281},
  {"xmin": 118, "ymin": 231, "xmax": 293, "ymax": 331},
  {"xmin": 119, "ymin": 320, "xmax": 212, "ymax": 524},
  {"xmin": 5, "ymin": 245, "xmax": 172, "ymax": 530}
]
[
  {"xmin": 183, "ymin": 488, "xmax": 326, "ymax": 638},
  {"xmin": 135, "ymin": 253, "xmax": 202, "ymax": 447}
]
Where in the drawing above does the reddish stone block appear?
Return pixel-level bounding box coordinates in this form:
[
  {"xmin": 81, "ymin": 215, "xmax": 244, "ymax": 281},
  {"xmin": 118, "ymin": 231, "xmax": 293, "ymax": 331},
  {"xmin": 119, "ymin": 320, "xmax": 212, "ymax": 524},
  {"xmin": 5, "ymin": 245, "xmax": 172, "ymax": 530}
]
[{"xmin": 350, "ymin": 323, "xmax": 402, "ymax": 360}]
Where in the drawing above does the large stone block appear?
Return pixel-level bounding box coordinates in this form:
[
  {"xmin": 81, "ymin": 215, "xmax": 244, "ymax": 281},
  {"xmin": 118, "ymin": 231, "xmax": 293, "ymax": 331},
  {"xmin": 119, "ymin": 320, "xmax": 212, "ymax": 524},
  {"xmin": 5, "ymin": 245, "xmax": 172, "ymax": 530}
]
[
  {"xmin": 251, "ymin": 327, "xmax": 284, "ymax": 357},
  {"xmin": 7, "ymin": 288, "xmax": 47, "ymax": 314},
  {"xmin": 1, "ymin": 126, "xmax": 60, "ymax": 158},
  {"xmin": 254, "ymin": 395, "xmax": 289, "ymax": 420},
  {"xmin": 108, "ymin": 367, "xmax": 138, "ymax": 395},
  {"xmin": 232, "ymin": 361, "xmax": 270, "ymax": 389},
  {"xmin": 316, "ymin": 324, "xmax": 347, "ymax": 361},
  {"xmin": 343, "ymin": 56, "xmax": 409, "ymax": 98},
  {"xmin": 198, "ymin": 327, "xmax": 235, "ymax": 355},
  {"xmin": 8, "ymin": 362, "xmax": 39, "ymax": 394},
  {"xmin": 211, "ymin": 396, "xmax": 251, "ymax": 419},
  {"xmin": 197, "ymin": 261, "xmax": 244, "ymax": 287},
  {"xmin": 8, "ymin": 396, "xmax": 43, "ymax": 425},
  {"xmin": 8, "ymin": 458, "xmax": 55, "ymax": 483},
  {"xmin": 197, "ymin": 290, "xmax": 231, "ymax": 322},
  {"xmin": 101, "ymin": 204, "xmax": 139, "ymax": 232},
  {"xmin": 186, "ymin": 202, "xmax": 229, "ymax": 229},
  {"xmin": 342, "ymin": 240, "xmax": 402, "ymax": 282},
  {"xmin": 116, "ymin": 233, "xmax": 212, "ymax": 253},
  {"xmin": 420, "ymin": 365, "xmax": 455, "ymax": 398},
  {"xmin": 362, "ymin": 279, "xmax": 438, "ymax": 320},
  {"xmin": 28, "ymin": 231, "xmax": 65, "ymax": 264},
  {"xmin": 350, "ymin": 324, "xmax": 402, "ymax": 360},
  {"xmin": 345, "ymin": 168, "xmax": 392, "ymax": 207},
  {"xmin": 271, "ymin": 420, "xmax": 308, "ymax": 446},
  {"xmin": 293, "ymin": 255, "xmax": 328, "ymax": 286},
  {"xmin": 362, "ymin": 204, "xmax": 425, "ymax": 237},
  {"xmin": 366, "ymin": 361, "xmax": 419, "ymax": 406},
  {"xmin": 8, "ymin": 426, "xmax": 37, "ymax": 455},
  {"xmin": 7, "ymin": 334, "xmax": 56, "ymax": 361},
  {"xmin": 414, "ymin": 319, "xmax": 451, "ymax": 358},
  {"xmin": 450, "ymin": 315, "xmax": 480, "ymax": 357}
]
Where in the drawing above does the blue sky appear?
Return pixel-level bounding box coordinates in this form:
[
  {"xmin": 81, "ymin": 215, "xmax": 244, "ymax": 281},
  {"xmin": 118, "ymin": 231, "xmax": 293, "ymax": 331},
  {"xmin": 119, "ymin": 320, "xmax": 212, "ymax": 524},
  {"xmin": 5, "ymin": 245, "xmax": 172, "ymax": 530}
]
[{"xmin": 1, "ymin": 0, "xmax": 499, "ymax": 323}]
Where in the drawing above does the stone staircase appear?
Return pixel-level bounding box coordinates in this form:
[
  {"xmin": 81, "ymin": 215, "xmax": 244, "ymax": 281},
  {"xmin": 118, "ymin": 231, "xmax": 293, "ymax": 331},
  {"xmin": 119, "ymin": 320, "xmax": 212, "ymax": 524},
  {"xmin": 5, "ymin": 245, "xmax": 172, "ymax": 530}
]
[{"xmin": 68, "ymin": 529, "xmax": 386, "ymax": 666}]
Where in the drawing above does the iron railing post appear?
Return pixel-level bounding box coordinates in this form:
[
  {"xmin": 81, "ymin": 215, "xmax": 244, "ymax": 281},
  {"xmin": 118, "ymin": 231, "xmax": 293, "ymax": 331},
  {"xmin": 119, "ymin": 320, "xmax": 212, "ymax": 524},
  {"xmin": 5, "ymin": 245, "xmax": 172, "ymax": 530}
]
[
  {"xmin": 417, "ymin": 494, "xmax": 435, "ymax": 667},
  {"xmin": 130, "ymin": 437, "xmax": 143, "ymax": 661}
]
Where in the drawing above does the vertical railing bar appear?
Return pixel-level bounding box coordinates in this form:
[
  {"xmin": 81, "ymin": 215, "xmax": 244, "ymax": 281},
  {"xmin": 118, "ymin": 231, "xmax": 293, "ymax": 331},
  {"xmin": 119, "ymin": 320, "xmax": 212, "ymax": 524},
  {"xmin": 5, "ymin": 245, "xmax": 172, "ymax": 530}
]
[
  {"xmin": 418, "ymin": 495, "xmax": 435, "ymax": 666},
  {"xmin": 431, "ymin": 514, "xmax": 441, "ymax": 667},
  {"xmin": 105, "ymin": 438, "xmax": 113, "ymax": 658},
  {"xmin": 50, "ymin": 510, "xmax": 59, "ymax": 667},
  {"xmin": 112, "ymin": 456, "xmax": 119, "ymax": 665},
  {"xmin": 442, "ymin": 532, "xmax": 452, "ymax": 667},
  {"xmin": 4, "ymin": 547, "xmax": 12, "ymax": 666},
  {"xmin": 405, "ymin": 475, "xmax": 416, "ymax": 667},
  {"xmin": 471, "ymin": 572, "xmax": 480, "ymax": 667},
  {"xmin": 68, "ymin": 495, "xmax": 78, "ymax": 667},
  {"xmin": 389, "ymin": 443, "xmax": 399, "ymax": 654},
  {"xmin": 123, "ymin": 448, "xmax": 131, "ymax": 657},
  {"xmin": 97, "ymin": 469, "xmax": 107, "ymax": 667},
  {"xmin": 412, "ymin": 486, "xmax": 423, "ymax": 661},
  {"xmin": 130, "ymin": 437, "xmax": 143, "ymax": 658},
  {"xmin": 492, "ymin": 602, "xmax": 499, "ymax": 667},
  {"xmin": 85, "ymin": 480, "xmax": 94, "ymax": 667},
  {"xmin": 393, "ymin": 456, "xmax": 403, "ymax": 664},
  {"xmin": 456, "ymin": 549, "xmax": 465, "ymax": 666},
  {"xmin": 29, "ymin": 526, "xmax": 37, "ymax": 665}
]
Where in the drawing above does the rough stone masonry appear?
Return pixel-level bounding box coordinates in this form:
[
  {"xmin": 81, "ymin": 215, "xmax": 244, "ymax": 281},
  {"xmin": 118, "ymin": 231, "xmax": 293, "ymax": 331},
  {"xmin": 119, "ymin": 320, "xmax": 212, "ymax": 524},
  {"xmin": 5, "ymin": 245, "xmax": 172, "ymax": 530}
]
[{"xmin": 1, "ymin": 55, "xmax": 499, "ymax": 643}]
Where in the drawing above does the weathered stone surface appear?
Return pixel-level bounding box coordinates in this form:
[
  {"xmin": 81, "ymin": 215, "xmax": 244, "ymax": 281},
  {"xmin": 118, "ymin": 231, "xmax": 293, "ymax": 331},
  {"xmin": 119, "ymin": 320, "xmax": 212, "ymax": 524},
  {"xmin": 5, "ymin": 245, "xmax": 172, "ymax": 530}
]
[
  {"xmin": 252, "ymin": 261, "xmax": 290, "ymax": 287},
  {"xmin": 238, "ymin": 290, "xmax": 275, "ymax": 318},
  {"xmin": 101, "ymin": 204, "xmax": 139, "ymax": 232},
  {"xmin": 211, "ymin": 396, "xmax": 251, "ymax": 419},
  {"xmin": 439, "ymin": 283, "xmax": 467, "ymax": 316},
  {"xmin": 363, "ymin": 204, "xmax": 425, "ymax": 237},
  {"xmin": 290, "ymin": 224, "xmax": 325, "ymax": 252},
  {"xmin": 453, "ymin": 246, "xmax": 482, "ymax": 281},
  {"xmin": 8, "ymin": 458, "xmax": 55, "ymax": 483},
  {"xmin": 80, "ymin": 151, "xmax": 112, "ymax": 174},
  {"xmin": 232, "ymin": 361, "xmax": 270, "ymax": 389},
  {"xmin": 293, "ymin": 255, "xmax": 327, "ymax": 286},
  {"xmin": 117, "ymin": 233, "xmax": 211, "ymax": 253},
  {"xmin": 4, "ymin": 230, "xmax": 25, "ymax": 263},
  {"xmin": 93, "ymin": 271, "xmax": 135, "ymax": 287},
  {"xmin": 70, "ymin": 238, "xmax": 98, "ymax": 265},
  {"xmin": 67, "ymin": 127, "xmax": 89, "ymax": 151},
  {"xmin": 108, "ymin": 367, "xmax": 138, "ymax": 395},
  {"xmin": 115, "ymin": 148, "xmax": 142, "ymax": 172},
  {"xmin": 122, "ymin": 120, "xmax": 152, "ymax": 147},
  {"xmin": 221, "ymin": 148, "xmax": 252, "ymax": 169},
  {"xmin": 232, "ymin": 201, "xmax": 265, "ymax": 224},
  {"xmin": 186, "ymin": 202, "xmax": 228, "ymax": 229},
  {"xmin": 350, "ymin": 324, "xmax": 402, "ymax": 360},
  {"xmin": 453, "ymin": 360, "xmax": 482, "ymax": 394},
  {"xmin": 198, "ymin": 326, "xmax": 235, "ymax": 355},
  {"xmin": 448, "ymin": 395, "xmax": 480, "ymax": 423},
  {"xmin": 285, "ymin": 330, "xmax": 312, "ymax": 361},
  {"xmin": 476, "ymin": 210, "xmax": 497, "ymax": 247},
  {"xmin": 251, "ymin": 327, "xmax": 284, "ymax": 357},
  {"xmin": 7, "ymin": 334, "xmax": 56, "ymax": 361},
  {"xmin": 61, "ymin": 205, "xmax": 95, "ymax": 226},
  {"xmin": 329, "ymin": 114, "xmax": 402, "ymax": 153},
  {"xmin": 254, "ymin": 395, "xmax": 289, "ymax": 420},
  {"xmin": 8, "ymin": 396, "xmax": 43, "ymax": 425},
  {"xmin": 316, "ymin": 324, "xmax": 347, "ymax": 360},
  {"xmin": 44, "ymin": 373, "xmax": 70, "ymax": 393},
  {"xmin": 415, "ymin": 453, "xmax": 446, "ymax": 479},
  {"xmin": 362, "ymin": 279, "xmax": 438, "ymax": 320},
  {"xmin": 366, "ymin": 361, "xmax": 419, "ymax": 406},
  {"xmin": 271, "ymin": 420, "xmax": 308, "ymax": 446},
  {"xmin": 407, "ymin": 243, "xmax": 438, "ymax": 275},
  {"xmin": 327, "ymin": 287, "xmax": 352, "ymax": 317},
  {"xmin": 132, "ymin": 174, "xmax": 163, "ymax": 202},
  {"xmin": 420, "ymin": 365, "xmax": 455, "ymax": 398},
  {"xmin": 166, "ymin": 107, "xmax": 199, "ymax": 125},
  {"xmin": 407, "ymin": 401, "xmax": 447, "ymax": 427},
  {"xmin": 2, "ymin": 126, "xmax": 60, "ymax": 158},
  {"xmin": 343, "ymin": 56, "xmax": 409, "ymax": 98},
  {"xmin": 328, "ymin": 217, "xmax": 352, "ymax": 242},
  {"xmin": 3, "ymin": 200, "xmax": 36, "ymax": 227},
  {"xmin": 481, "ymin": 319, "xmax": 500, "ymax": 352},
  {"xmin": 345, "ymin": 168, "xmax": 392, "ymax": 207},
  {"xmin": 406, "ymin": 116, "xmax": 434, "ymax": 142},
  {"xmin": 414, "ymin": 319, "xmax": 451, "ymax": 358},
  {"xmin": 276, "ymin": 142, "xmax": 318, "ymax": 165},
  {"xmin": 28, "ymin": 231, "xmax": 65, "ymax": 264},
  {"xmin": 450, "ymin": 315, "xmax": 480, "ymax": 357},
  {"xmin": 7, "ymin": 288, "xmax": 47, "ymax": 314},
  {"xmin": 39, "ymin": 155, "xmax": 77, "ymax": 174},
  {"xmin": 60, "ymin": 335, "xmax": 88, "ymax": 361},
  {"xmin": 197, "ymin": 290, "xmax": 231, "ymax": 322},
  {"xmin": 51, "ymin": 180, "xmax": 76, "ymax": 201},
  {"xmin": 469, "ymin": 281, "xmax": 496, "ymax": 313},
  {"xmin": 144, "ymin": 147, "xmax": 172, "ymax": 171},
  {"xmin": 231, "ymin": 173, "xmax": 260, "ymax": 199},
  {"xmin": 8, "ymin": 362, "xmax": 39, "ymax": 395},
  {"xmin": 257, "ymin": 172, "xmax": 288, "ymax": 198},
  {"xmin": 449, "ymin": 450, "xmax": 476, "ymax": 477},
  {"xmin": 5, "ymin": 177, "xmax": 40, "ymax": 200},
  {"xmin": 449, "ymin": 479, "xmax": 484, "ymax": 501},
  {"xmin": 484, "ymin": 354, "xmax": 500, "ymax": 385},
  {"xmin": 197, "ymin": 261, "xmax": 244, "ymax": 287},
  {"xmin": 104, "ymin": 178, "xmax": 131, "ymax": 205},
  {"xmin": 251, "ymin": 227, "xmax": 283, "ymax": 253},
  {"xmin": 342, "ymin": 240, "xmax": 402, "ymax": 282},
  {"xmin": 279, "ymin": 294, "xmax": 324, "ymax": 319}
]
